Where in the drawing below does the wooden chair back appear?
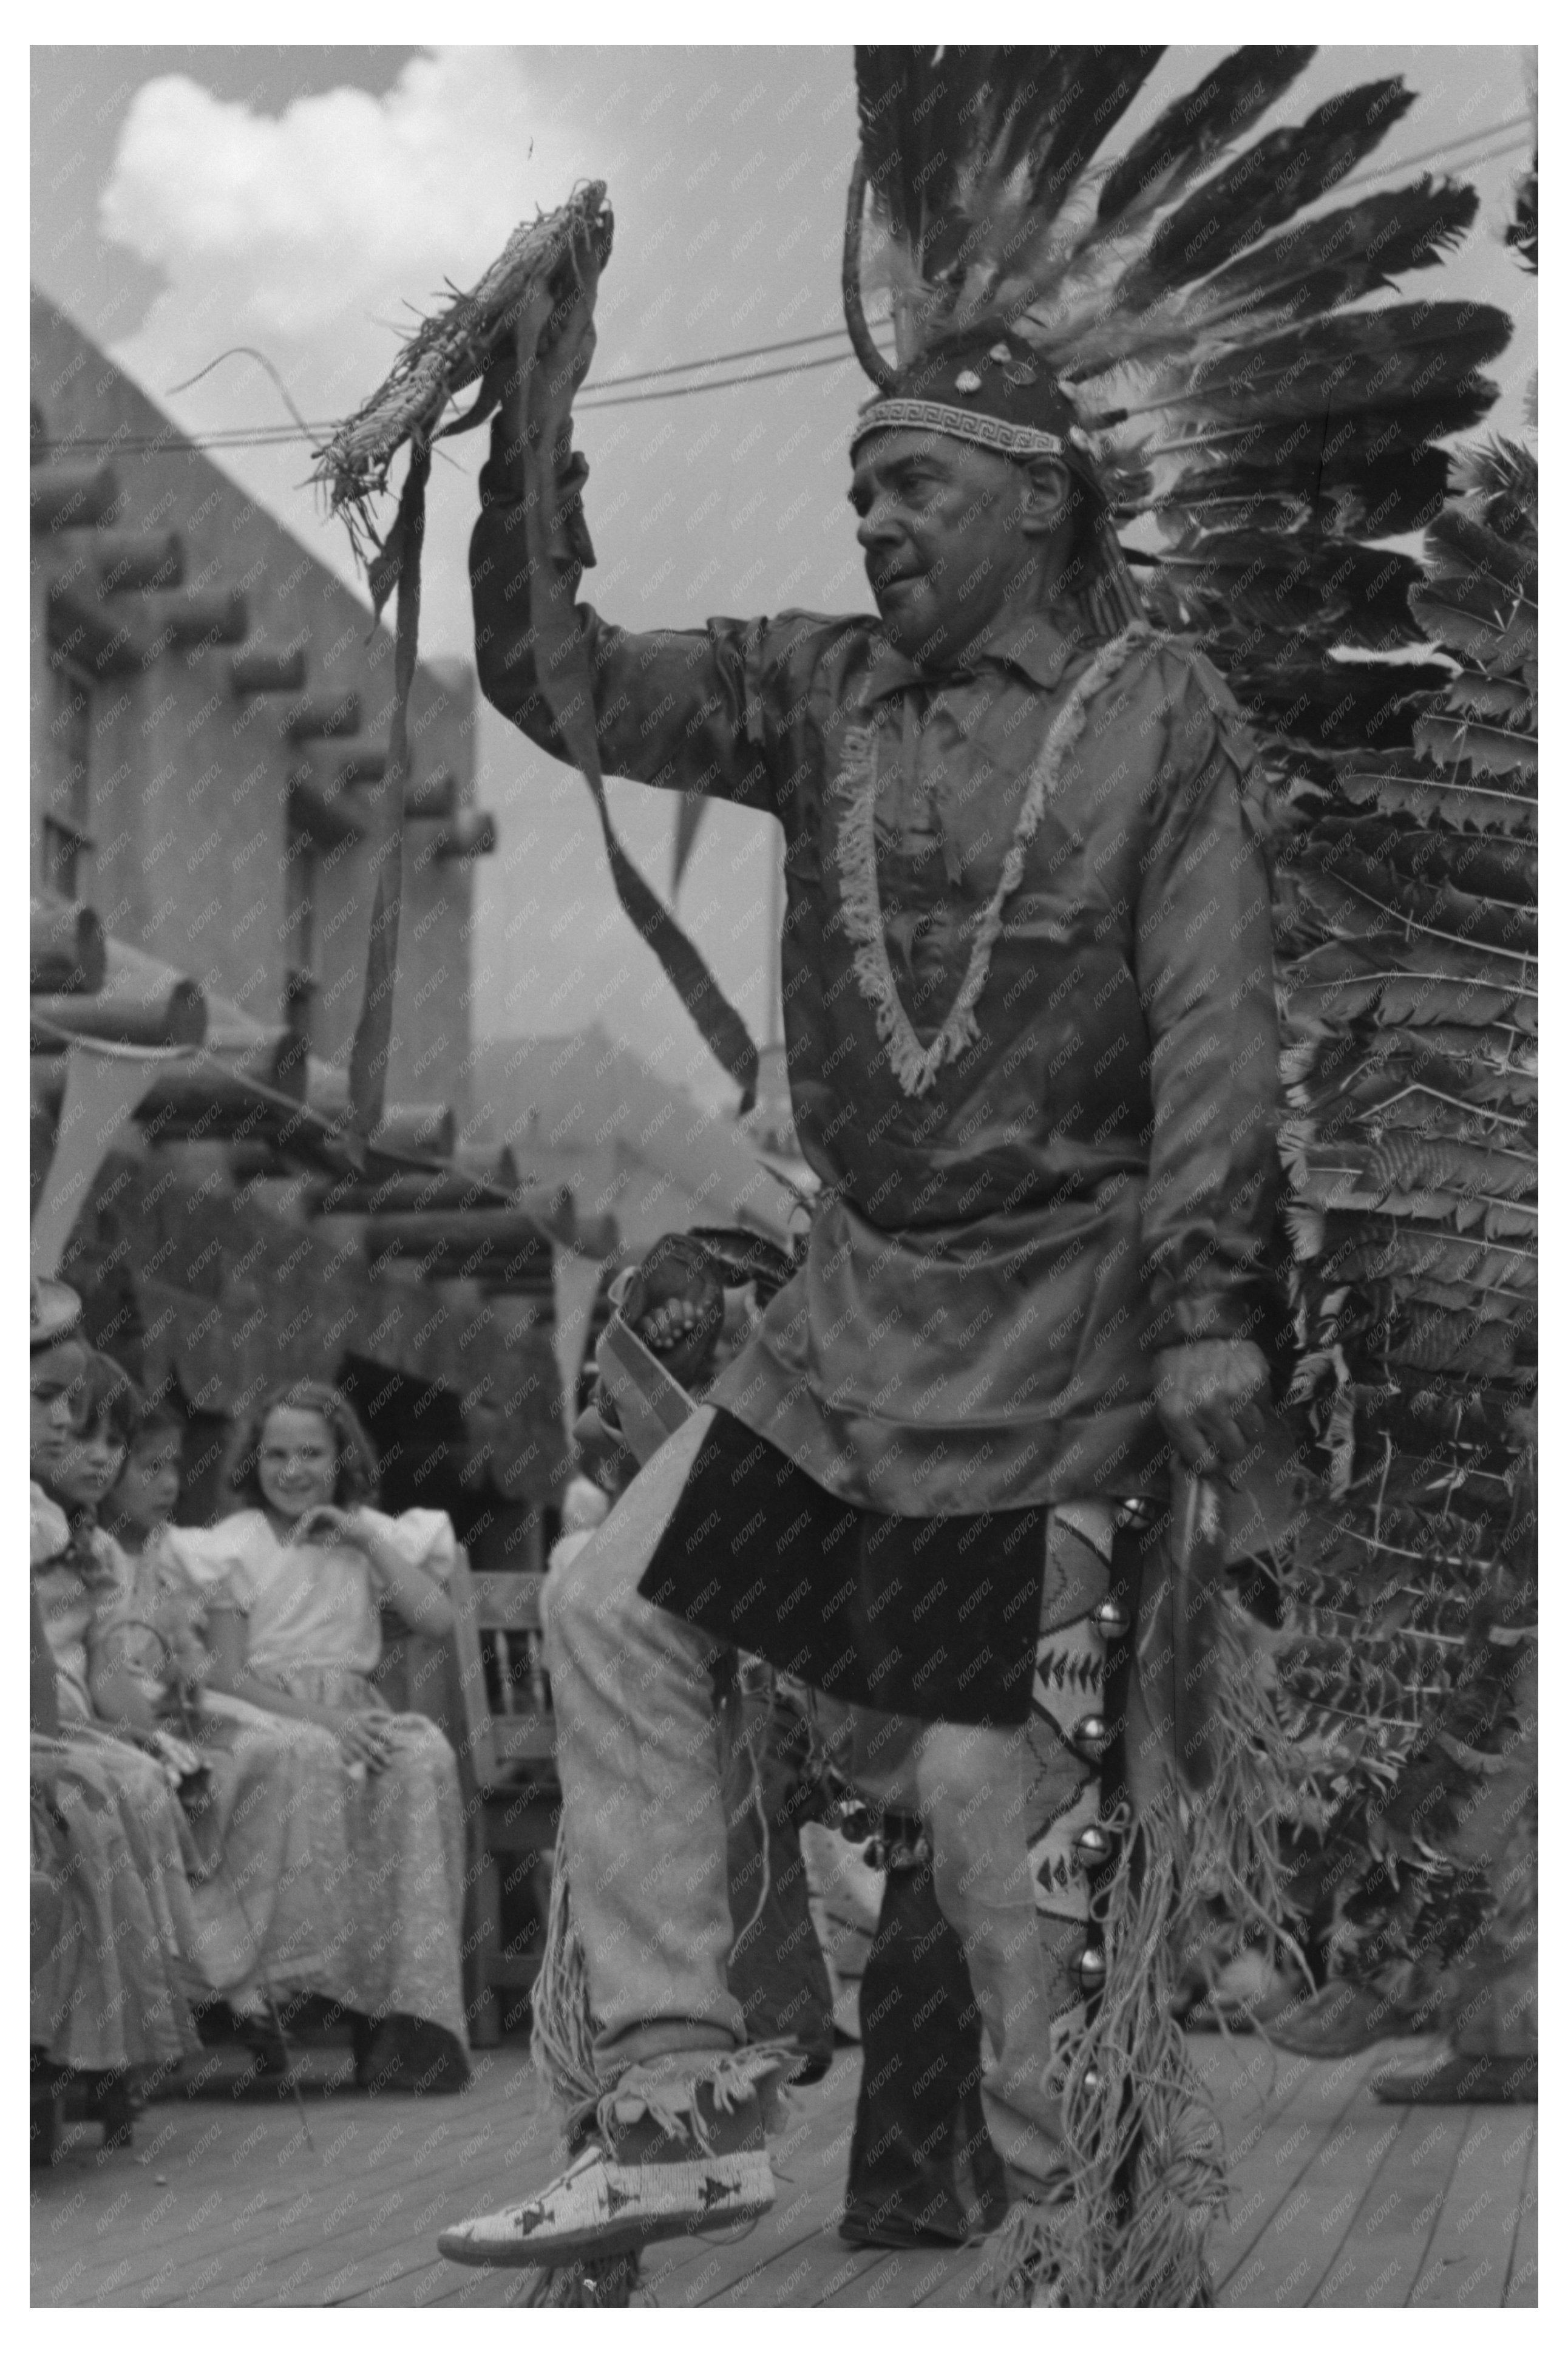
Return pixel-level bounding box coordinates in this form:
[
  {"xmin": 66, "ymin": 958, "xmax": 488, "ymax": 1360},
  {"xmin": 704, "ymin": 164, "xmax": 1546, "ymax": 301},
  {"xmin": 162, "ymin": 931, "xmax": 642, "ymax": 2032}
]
[
  {"xmin": 373, "ymin": 1547, "xmax": 492, "ymax": 1791},
  {"xmin": 467, "ymin": 1568, "xmax": 555, "ymax": 1776},
  {"xmin": 372, "ymin": 1548, "xmax": 559, "ymax": 2046}
]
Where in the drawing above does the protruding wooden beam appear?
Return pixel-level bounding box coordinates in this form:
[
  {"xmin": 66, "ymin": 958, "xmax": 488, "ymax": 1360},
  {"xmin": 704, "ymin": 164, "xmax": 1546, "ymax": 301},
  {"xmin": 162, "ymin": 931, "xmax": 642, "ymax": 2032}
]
[
  {"xmin": 285, "ymin": 692, "xmax": 362, "ymax": 742},
  {"xmin": 143, "ymin": 588, "xmax": 250, "ymax": 652},
  {"xmin": 46, "ymin": 583, "xmax": 146, "ymax": 678},
  {"xmin": 31, "ymin": 1033, "xmax": 298, "ymax": 1131},
  {"xmin": 365, "ymin": 1211, "xmax": 553, "ymax": 1282},
  {"xmin": 203, "ymin": 996, "xmax": 310, "ymax": 1099},
  {"xmin": 231, "ymin": 645, "xmax": 308, "ymax": 698},
  {"xmin": 30, "ymin": 896, "xmax": 106, "ymax": 995},
  {"xmin": 287, "ymin": 769, "xmax": 367, "ymax": 849},
  {"xmin": 430, "ymin": 809, "xmax": 497, "ymax": 861},
  {"xmin": 405, "ymin": 770, "xmax": 457, "ymax": 821},
  {"xmin": 96, "ymin": 532, "xmax": 185, "ymax": 596},
  {"xmin": 136, "ymin": 1041, "xmax": 305, "ymax": 1145},
  {"xmin": 311, "ymin": 1171, "xmax": 568, "ymax": 1221},
  {"xmin": 31, "ymin": 464, "xmax": 121, "ymax": 534},
  {"xmin": 32, "ymin": 958, "xmax": 206, "ymax": 1051},
  {"xmin": 372, "ymin": 1107, "xmax": 460, "ymax": 1161},
  {"xmin": 335, "ymin": 748, "xmax": 388, "ymax": 789},
  {"xmin": 305, "ymin": 1064, "xmax": 458, "ymax": 1160},
  {"xmin": 226, "ymin": 1143, "xmax": 309, "ymax": 1181}
]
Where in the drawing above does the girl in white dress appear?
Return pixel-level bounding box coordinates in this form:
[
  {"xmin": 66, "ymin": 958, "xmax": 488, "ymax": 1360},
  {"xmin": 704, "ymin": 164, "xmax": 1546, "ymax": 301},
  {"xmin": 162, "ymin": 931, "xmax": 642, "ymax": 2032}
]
[{"xmin": 166, "ymin": 1380, "xmax": 470, "ymax": 2089}]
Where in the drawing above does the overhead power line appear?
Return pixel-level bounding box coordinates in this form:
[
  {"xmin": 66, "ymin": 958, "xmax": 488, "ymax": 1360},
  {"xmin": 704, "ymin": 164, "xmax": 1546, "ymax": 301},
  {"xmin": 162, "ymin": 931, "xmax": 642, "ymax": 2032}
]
[
  {"xmin": 577, "ymin": 344, "xmax": 870, "ymax": 412},
  {"xmin": 38, "ymin": 113, "xmax": 1533, "ymax": 463},
  {"xmin": 44, "ymin": 323, "xmax": 884, "ymax": 457}
]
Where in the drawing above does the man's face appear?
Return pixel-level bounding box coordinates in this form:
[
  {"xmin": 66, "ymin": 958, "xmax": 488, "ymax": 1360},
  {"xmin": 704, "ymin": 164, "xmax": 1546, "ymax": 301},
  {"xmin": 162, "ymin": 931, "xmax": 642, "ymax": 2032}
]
[{"xmin": 850, "ymin": 430, "xmax": 1040, "ymax": 664}]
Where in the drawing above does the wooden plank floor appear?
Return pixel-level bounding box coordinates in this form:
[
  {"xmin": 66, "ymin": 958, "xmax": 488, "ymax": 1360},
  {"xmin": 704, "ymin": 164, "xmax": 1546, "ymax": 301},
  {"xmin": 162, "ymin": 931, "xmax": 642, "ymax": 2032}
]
[{"xmin": 30, "ymin": 2033, "xmax": 1536, "ymax": 2309}]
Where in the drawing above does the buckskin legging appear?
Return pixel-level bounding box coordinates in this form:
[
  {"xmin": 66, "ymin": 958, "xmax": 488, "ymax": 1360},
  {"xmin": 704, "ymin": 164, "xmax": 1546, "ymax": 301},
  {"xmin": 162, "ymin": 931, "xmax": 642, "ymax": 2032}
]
[{"xmin": 541, "ymin": 1404, "xmax": 1113, "ymax": 2186}]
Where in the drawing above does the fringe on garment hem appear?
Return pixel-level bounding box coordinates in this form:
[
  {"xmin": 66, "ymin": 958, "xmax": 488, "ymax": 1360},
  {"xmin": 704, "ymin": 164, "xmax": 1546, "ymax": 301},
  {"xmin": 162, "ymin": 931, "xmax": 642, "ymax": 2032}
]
[
  {"xmin": 991, "ymin": 1617, "xmax": 1303, "ymax": 2308},
  {"xmin": 530, "ymin": 1832, "xmax": 798, "ymax": 2149},
  {"xmin": 518, "ymin": 2252, "xmax": 656, "ymax": 2308},
  {"xmin": 593, "ymin": 2042, "xmax": 798, "ymax": 2149}
]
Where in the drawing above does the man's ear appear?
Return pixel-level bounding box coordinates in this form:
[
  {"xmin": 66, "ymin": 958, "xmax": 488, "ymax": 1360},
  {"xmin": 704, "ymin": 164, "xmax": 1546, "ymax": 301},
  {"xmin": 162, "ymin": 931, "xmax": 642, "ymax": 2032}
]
[{"xmin": 1018, "ymin": 458, "xmax": 1075, "ymax": 538}]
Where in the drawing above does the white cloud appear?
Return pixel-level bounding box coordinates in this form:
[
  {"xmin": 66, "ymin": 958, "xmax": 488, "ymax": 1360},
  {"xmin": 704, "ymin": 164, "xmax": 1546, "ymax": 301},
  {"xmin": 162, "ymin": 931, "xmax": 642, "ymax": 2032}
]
[
  {"xmin": 97, "ymin": 49, "xmax": 600, "ymax": 655},
  {"xmin": 92, "ymin": 48, "xmax": 782, "ymax": 1096},
  {"xmin": 102, "ymin": 50, "xmax": 589, "ymax": 350}
]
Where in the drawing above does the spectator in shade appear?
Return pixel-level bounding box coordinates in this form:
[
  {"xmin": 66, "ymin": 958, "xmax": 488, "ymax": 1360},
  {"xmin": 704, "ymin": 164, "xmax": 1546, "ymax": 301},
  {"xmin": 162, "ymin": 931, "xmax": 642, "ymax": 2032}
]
[{"xmin": 29, "ymin": 1286, "xmax": 203, "ymax": 2110}]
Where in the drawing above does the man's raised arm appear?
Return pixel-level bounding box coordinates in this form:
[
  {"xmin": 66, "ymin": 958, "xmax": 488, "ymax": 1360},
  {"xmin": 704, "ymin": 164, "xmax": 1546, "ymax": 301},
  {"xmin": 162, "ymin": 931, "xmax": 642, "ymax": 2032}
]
[{"xmin": 468, "ymin": 274, "xmax": 776, "ymax": 812}]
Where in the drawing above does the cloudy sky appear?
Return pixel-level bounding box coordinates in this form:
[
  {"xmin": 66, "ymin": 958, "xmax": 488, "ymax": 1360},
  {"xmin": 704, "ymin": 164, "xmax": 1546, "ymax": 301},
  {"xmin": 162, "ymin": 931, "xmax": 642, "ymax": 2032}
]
[{"xmin": 31, "ymin": 45, "xmax": 1537, "ymax": 1105}]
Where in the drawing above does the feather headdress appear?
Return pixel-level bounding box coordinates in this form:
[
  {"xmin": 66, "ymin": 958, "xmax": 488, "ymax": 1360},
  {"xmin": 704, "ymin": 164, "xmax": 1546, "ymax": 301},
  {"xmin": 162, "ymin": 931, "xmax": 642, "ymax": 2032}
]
[{"xmin": 844, "ymin": 46, "xmax": 1512, "ymax": 741}]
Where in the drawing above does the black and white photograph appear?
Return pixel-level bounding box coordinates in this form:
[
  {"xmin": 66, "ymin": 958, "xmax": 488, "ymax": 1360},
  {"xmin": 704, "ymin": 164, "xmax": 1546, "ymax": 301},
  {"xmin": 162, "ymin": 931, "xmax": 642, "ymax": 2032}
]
[{"xmin": 27, "ymin": 25, "xmax": 1539, "ymax": 2315}]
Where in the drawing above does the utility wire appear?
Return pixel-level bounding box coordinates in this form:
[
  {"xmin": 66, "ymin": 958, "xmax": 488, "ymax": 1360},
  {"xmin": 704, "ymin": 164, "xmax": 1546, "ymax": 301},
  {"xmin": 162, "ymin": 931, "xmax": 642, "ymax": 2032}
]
[
  {"xmin": 1334, "ymin": 112, "xmax": 1533, "ymax": 193},
  {"xmin": 43, "ymin": 325, "xmax": 888, "ymax": 455},
  {"xmin": 38, "ymin": 114, "xmax": 1533, "ymax": 463},
  {"xmin": 577, "ymin": 344, "xmax": 869, "ymax": 412},
  {"xmin": 586, "ymin": 324, "xmax": 861, "ymax": 390}
]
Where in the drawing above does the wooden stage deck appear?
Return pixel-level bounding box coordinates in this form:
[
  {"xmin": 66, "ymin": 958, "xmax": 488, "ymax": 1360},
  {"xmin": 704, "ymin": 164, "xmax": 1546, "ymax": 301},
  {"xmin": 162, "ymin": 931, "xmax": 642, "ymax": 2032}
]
[{"xmin": 31, "ymin": 2032, "xmax": 1536, "ymax": 2309}]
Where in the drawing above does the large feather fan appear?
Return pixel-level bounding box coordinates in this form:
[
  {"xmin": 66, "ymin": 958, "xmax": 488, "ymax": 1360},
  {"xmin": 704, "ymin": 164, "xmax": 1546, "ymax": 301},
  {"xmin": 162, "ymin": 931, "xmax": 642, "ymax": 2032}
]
[
  {"xmin": 846, "ymin": 46, "xmax": 1511, "ymax": 748},
  {"xmin": 1269, "ymin": 434, "xmax": 1536, "ymax": 2001}
]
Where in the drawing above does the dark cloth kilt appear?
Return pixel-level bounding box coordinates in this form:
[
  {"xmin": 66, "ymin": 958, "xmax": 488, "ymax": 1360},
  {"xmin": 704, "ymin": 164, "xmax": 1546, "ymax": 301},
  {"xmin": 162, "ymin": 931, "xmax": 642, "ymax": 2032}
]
[{"xmin": 639, "ymin": 1407, "xmax": 1047, "ymax": 1728}]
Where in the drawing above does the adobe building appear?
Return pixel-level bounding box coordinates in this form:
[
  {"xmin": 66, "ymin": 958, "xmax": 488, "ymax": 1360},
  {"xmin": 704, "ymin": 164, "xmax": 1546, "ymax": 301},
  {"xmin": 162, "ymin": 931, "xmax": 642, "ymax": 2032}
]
[
  {"xmin": 30, "ymin": 285, "xmax": 486, "ymax": 1107},
  {"xmin": 30, "ymin": 289, "xmax": 569, "ymax": 1547}
]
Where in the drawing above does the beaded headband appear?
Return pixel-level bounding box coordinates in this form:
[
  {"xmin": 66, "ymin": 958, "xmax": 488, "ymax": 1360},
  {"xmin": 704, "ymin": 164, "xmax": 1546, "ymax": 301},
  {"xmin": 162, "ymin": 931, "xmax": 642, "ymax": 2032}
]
[{"xmin": 849, "ymin": 398, "xmax": 1088, "ymax": 465}]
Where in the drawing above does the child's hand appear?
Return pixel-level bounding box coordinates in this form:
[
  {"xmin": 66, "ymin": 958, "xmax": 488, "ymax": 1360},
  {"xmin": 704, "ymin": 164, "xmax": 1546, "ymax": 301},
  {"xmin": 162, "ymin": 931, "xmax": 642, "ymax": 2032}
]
[
  {"xmin": 331, "ymin": 1710, "xmax": 395, "ymax": 1774},
  {"xmin": 291, "ymin": 1505, "xmax": 369, "ymax": 1552},
  {"xmin": 153, "ymin": 1591, "xmax": 211, "ymax": 1693}
]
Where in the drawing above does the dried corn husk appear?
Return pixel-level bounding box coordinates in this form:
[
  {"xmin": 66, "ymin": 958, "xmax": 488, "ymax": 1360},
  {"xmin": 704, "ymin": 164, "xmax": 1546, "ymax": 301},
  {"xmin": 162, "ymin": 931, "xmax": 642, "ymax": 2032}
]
[{"xmin": 312, "ymin": 180, "xmax": 613, "ymax": 567}]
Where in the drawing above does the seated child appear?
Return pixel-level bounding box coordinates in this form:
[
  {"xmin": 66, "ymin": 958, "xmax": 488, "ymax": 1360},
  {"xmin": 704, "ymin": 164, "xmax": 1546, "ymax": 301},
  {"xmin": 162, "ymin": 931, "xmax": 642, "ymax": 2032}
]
[
  {"xmin": 164, "ymin": 1379, "xmax": 471, "ymax": 2091},
  {"xmin": 29, "ymin": 1313, "xmax": 202, "ymax": 2085}
]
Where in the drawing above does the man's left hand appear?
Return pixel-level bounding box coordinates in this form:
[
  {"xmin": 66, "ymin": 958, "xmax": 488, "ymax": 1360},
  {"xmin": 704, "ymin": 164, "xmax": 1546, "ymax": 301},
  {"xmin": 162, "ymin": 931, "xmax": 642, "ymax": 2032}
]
[{"xmin": 1154, "ymin": 1340, "xmax": 1271, "ymax": 1475}]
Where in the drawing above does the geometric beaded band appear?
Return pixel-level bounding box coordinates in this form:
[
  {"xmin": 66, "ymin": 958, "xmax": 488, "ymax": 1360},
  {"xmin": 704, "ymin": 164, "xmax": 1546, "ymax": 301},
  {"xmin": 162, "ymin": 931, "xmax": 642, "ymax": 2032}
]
[{"xmin": 849, "ymin": 397, "xmax": 1081, "ymax": 463}]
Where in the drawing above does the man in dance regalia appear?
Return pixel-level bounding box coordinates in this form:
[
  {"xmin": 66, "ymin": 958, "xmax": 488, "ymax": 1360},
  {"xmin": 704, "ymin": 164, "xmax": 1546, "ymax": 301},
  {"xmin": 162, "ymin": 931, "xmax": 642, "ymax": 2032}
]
[{"xmin": 434, "ymin": 45, "xmax": 1513, "ymax": 2303}]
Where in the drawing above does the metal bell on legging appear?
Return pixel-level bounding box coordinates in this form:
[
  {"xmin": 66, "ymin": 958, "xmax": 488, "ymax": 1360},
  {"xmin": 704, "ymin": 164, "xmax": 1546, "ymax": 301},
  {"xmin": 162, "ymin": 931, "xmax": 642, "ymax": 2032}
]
[
  {"xmin": 1072, "ymin": 1821, "xmax": 1113, "ymax": 1872},
  {"xmin": 1091, "ymin": 1595, "xmax": 1132, "ymax": 1643},
  {"xmin": 1070, "ymin": 1713, "xmax": 1110, "ymax": 1764}
]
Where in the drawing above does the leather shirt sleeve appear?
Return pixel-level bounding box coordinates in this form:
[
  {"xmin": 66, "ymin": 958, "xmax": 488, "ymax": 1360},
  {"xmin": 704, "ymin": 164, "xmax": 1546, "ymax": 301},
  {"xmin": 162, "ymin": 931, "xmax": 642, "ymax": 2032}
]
[
  {"xmin": 1133, "ymin": 649, "xmax": 1280, "ymax": 1348},
  {"xmin": 469, "ymin": 417, "xmax": 776, "ymax": 810}
]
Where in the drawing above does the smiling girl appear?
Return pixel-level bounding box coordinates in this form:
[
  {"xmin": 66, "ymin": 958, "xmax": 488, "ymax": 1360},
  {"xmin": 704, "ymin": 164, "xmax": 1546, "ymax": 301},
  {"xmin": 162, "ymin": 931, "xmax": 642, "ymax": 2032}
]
[{"xmin": 164, "ymin": 1380, "xmax": 469, "ymax": 2090}]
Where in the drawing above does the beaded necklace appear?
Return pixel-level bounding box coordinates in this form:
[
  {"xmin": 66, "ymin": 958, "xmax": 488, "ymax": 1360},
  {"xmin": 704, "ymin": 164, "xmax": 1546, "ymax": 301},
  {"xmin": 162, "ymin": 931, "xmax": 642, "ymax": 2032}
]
[{"xmin": 832, "ymin": 626, "xmax": 1147, "ymax": 1098}]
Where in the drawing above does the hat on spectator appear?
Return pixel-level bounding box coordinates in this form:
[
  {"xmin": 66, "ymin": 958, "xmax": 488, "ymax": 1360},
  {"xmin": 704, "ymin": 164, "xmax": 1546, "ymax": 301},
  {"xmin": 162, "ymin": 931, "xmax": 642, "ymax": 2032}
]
[{"xmin": 30, "ymin": 1278, "xmax": 83, "ymax": 1353}]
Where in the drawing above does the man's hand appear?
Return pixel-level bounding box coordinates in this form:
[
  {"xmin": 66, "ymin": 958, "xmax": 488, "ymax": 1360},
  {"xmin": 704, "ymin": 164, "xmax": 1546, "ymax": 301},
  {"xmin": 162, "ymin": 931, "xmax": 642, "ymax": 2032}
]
[
  {"xmin": 501, "ymin": 237, "xmax": 600, "ymax": 470},
  {"xmin": 637, "ymin": 1298, "xmax": 707, "ymax": 1354},
  {"xmin": 1154, "ymin": 1340, "xmax": 1271, "ymax": 1475}
]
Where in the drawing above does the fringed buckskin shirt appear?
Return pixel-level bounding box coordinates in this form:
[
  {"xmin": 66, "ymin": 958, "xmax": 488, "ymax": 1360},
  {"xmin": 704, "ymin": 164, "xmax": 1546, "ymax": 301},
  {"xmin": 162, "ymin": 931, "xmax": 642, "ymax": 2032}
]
[{"xmin": 471, "ymin": 442, "xmax": 1278, "ymax": 1516}]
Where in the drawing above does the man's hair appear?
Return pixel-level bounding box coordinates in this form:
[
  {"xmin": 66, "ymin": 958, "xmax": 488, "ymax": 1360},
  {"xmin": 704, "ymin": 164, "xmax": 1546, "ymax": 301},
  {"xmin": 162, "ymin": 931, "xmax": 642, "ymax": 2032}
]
[
  {"xmin": 1030, "ymin": 458, "xmax": 1102, "ymax": 589},
  {"xmin": 225, "ymin": 1378, "xmax": 379, "ymax": 1510}
]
